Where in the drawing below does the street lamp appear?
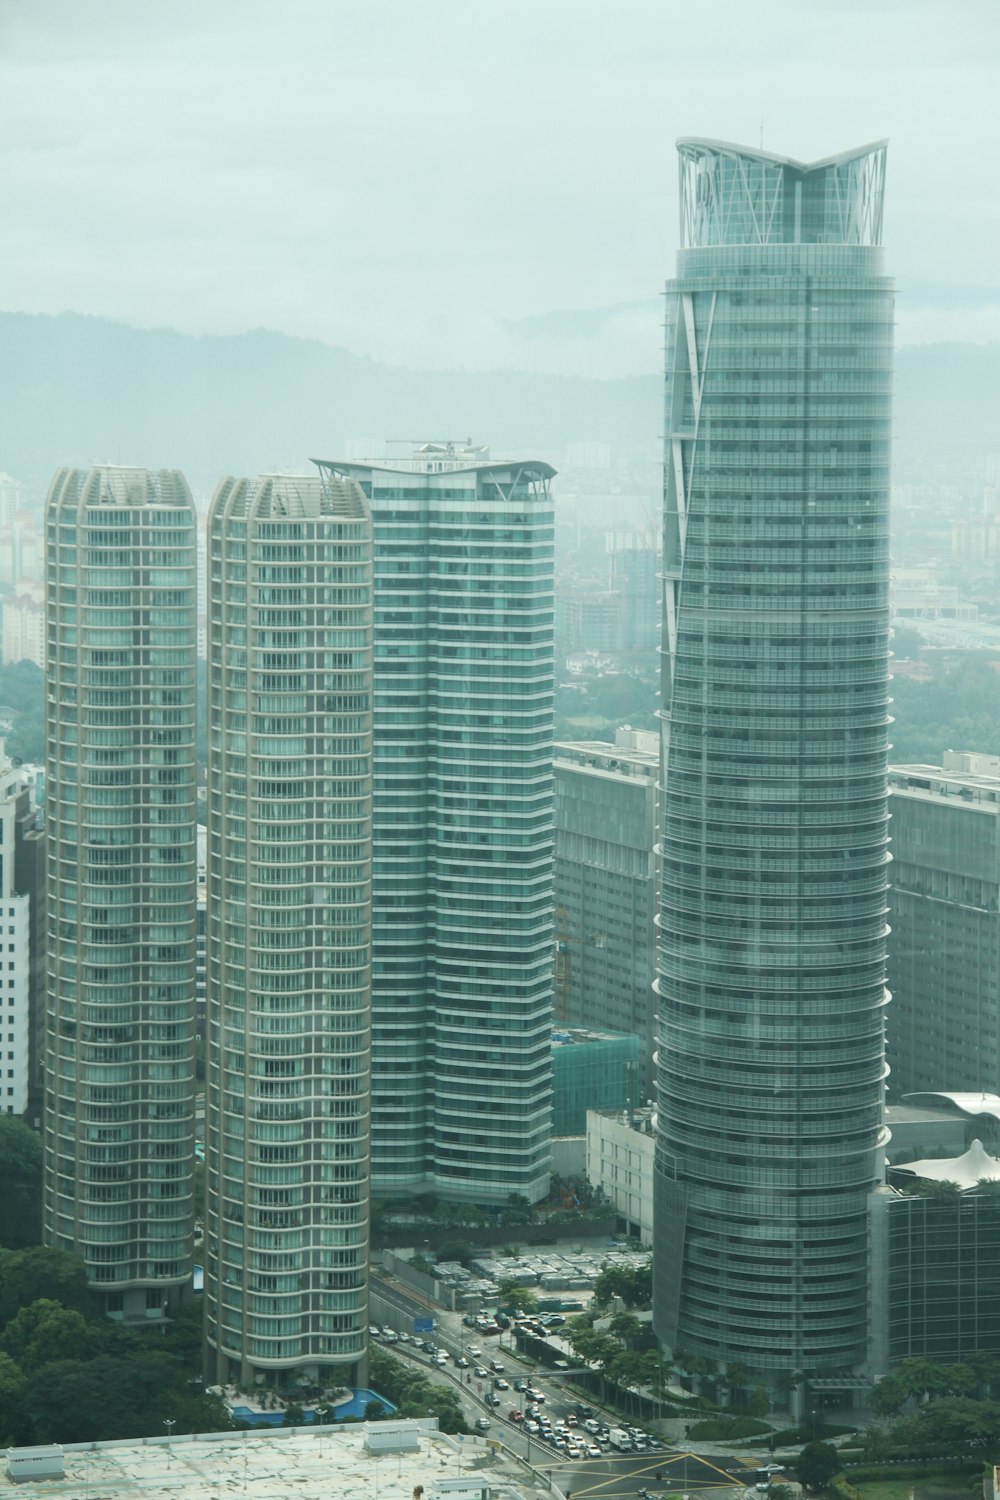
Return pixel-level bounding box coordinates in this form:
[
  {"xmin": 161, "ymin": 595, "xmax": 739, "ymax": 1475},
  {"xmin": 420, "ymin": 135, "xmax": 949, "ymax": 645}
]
[{"xmin": 163, "ymin": 1418, "xmax": 176, "ymax": 1452}]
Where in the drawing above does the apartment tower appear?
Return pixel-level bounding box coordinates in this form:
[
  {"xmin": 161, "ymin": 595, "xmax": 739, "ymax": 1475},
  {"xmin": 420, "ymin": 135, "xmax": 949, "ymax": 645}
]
[
  {"xmin": 204, "ymin": 473, "xmax": 372, "ymax": 1387},
  {"xmin": 654, "ymin": 141, "xmax": 894, "ymax": 1380},
  {"xmin": 44, "ymin": 466, "xmax": 198, "ymax": 1320},
  {"xmin": 314, "ymin": 444, "xmax": 554, "ymax": 1204}
]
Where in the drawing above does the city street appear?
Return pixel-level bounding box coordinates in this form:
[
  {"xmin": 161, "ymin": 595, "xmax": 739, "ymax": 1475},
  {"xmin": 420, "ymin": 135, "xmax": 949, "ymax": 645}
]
[{"xmin": 370, "ymin": 1273, "xmax": 759, "ymax": 1500}]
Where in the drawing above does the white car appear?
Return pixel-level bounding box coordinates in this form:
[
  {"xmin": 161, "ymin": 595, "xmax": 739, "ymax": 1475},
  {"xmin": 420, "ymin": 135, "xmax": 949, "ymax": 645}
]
[
  {"xmin": 587, "ymin": 1445, "xmax": 602, "ymax": 1458},
  {"xmin": 434, "ymin": 1351, "xmax": 449, "ymax": 1365}
]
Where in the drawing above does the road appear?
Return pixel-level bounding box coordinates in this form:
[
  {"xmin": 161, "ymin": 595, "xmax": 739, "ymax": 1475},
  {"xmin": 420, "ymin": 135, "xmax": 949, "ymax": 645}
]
[{"xmin": 370, "ymin": 1273, "xmax": 757, "ymax": 1498}]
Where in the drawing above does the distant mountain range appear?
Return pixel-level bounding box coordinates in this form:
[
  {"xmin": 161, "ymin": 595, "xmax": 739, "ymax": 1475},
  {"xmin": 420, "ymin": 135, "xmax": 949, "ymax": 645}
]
[{"xmin": 2, "ymin": 311, "xmax": 998, "ymax": 495}]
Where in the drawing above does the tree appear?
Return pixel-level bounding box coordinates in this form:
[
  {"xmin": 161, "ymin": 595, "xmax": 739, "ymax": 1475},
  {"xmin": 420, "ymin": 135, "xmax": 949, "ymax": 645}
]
[
  {"xmin": 0, "ymin": 1118, "xmax": 42, "ymax": 1250},
  {"xmin": 869, "ymin": 1374, "xmax": 906, "ymax": 1418},
  {"xmin": 365, "ymin": 1399, "xmax": 386, "ymax": 1421},
  {"xmin": 608, "ymin": 1311, "xmax": 641, "ymax": 1345},
  {"xmin": 0, "ymin": 1300, "xmax": 93, "ymax": 1373},
  {"xmin": 0, "ymin": 1351, "xmax": 27, "ymax": 1445},
  {"xmin": 283, "ymin": 1402, "xmax": 306, "ymax": 1426},
  {"xmin": 795, "ymin": 1441, "xmax": 841, "ymax": 1492},
  {"xmin": 592, "ymin": 1259, "xmax": 652, "ymax": 1310},
  {"xmin": 747, "ymin": 1385, "xmax": 769, "ymax": 1418},
  {"xmin": 0, "ymin": 1246, "xmax": 93, "ymax": 1329}
]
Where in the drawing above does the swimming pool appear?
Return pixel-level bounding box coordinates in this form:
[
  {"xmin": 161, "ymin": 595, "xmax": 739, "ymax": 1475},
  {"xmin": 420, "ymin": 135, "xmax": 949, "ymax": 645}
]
[{"xmin": 230, "ymin": 1388, "xmax": 396, "ymax": 1426}]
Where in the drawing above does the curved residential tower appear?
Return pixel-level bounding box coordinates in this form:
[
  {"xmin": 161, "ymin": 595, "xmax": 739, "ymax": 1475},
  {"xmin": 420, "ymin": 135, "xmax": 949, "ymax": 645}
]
[
  {"xmin": 44, "ymin": 466, "xmax": 198, "ymax": 1319},
  {"xmin": 653, "ymin": 141, "xmax": 893, "ymax": 1379},
  {"xmin": 204, "ymin": 473, "xmax": 372, "ymax": 1387}
]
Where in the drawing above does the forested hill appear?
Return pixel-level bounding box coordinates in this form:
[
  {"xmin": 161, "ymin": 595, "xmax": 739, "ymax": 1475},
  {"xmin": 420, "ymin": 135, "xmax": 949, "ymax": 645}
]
[{"xmin": 2, "ymin": 311, "xmax": 999, "ymax": 493}]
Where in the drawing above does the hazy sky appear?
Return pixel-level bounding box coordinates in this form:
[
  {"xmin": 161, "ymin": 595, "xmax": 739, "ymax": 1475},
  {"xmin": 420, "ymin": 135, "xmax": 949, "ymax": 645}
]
[{"xmin": 2, "ymin": 0, "xmax": 998, "ymax": 375}]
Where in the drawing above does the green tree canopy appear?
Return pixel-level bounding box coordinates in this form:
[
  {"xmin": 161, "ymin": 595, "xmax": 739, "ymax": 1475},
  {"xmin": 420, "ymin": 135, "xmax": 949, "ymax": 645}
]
[
  {"xmin": 0, "ymin": 1118, "xmax": 42, "ymax": 1250},
  {"xmin": 0, "ymin": 1246, "xmax": 93, "ymax": 1330},
  {"xmin": 796, "ymin": 1440, "xmax": 841, "ymax": 1491},
  {"xmin": 0, "ymin": 1300, "xmax": 93, "ymax": 1373}
]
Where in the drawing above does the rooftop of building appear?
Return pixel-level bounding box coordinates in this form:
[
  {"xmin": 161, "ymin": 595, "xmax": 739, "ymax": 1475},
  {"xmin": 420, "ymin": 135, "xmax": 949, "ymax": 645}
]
[
  {"xmin": 678, "ymin": 137, "xmax": 889, "ymax": 174},
  {"xmin": 903, "ymin": 1091, "xmax": 1000, "ymax": 1124},
  {"xmin": 314, "ymin": 444, "xmax": 556, "ymax": 483},
  {"xmin": 2, "ymin": 1421, "xmax": 537, "ymax": 1500},
  {"xmin": 551, "ymin": 1026, "xmax": 639, "ymax": 1049},
  {"xmin": 554, "ymin": 727, "xmax": 659, "ymax": 776},
  {"xmin": 889, "ymin": 750, "xmax": 1000, "ymax": 802},
  {"xmin": 891, "ymin": 1138, "xmax": 1000, "ymax": 1191}
]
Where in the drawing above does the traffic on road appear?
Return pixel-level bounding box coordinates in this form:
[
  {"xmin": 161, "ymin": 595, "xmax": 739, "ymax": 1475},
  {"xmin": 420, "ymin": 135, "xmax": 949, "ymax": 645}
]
[{"xmin": 368, "ymin": 1284, "xmax": 777, "ymax": 1500}]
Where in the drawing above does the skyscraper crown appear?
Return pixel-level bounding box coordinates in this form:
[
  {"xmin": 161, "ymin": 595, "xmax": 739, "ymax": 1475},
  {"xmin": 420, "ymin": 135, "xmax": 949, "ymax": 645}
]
[{"xmin": 677, "ymin": 138, "xmax": 887, "ymax": 249}]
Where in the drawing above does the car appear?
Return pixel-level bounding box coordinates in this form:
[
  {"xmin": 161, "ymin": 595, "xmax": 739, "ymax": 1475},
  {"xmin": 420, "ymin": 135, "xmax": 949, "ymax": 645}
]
[
  {"xmin": 553, "ymin": 1437, "xmax": 568, "ymax": 1452},
  {"xmin": 369, "ymin": 1324, "xmax": 381, "ymax": 1337},
  {"xmin": 463, "ymin": 1315, "xmax": 477, "ymax": 1328},
  {"xmin": 490, "ymin": 1360, "xmax": 505, "ymax": 1373},
  {"xmin": 587, "ymin": 1445, "xmax": 602, "ymax": 1458},
  {"xmin": 495, "ymin": 1312, "xmax": 510, "ymax": 1329},
  {"xmin": 474, "ymin": 1365, "xmax": 489, "ymax": 1378},
  {"xmin": 525, "ymin": 1386, "xmax": 544, "ymax": 1401},
  {"xmin": 455, "ymin": 1356, "xmax": 470, "ymax": 1369},
  {"xmin": 525, "ymin": 1420, "xmax": 539, "ymax": 1434},
  {"xmin": 397, "ymin": 1331, "xmax": 410, "ymax": 1343},
  {"xmin": 383, "ymin": 1330, "xmax": 398, "ymax": 1343},
  {"xmin": 475, "ymin": 1418, "xmax": 490, "ymax": 1433},
  {"xmin": 565, "ymin": 1413, "xmax": 577, "ymax": 1427},
  {"xmin": 583, "ymin": 1418, "xmax": 601, "ymax": 1433},
  {"xmin": 508, "ymin": 1409, "xmax": 523, "ymax": 1423},
  {"xmin": 494, "ymin": 1377, "xmax": 509, "ymax": 1390},
  {"xmin": 763, "ymin": 1467, "xmax": 786, "ymax": 1476},
  {"xmin": 487, "ymin": 1393, "xmax": 501, "ymax": 1407},
  {"xmin": 514, "ymin": 1378, "xmax": 528, "ymax": 1392},
  {"xmin": 434, "ymin": 1351, "xmax": 449, "ymax": 1365},
  {"xmin": 467, "ymin": 1345, "xmax": 482, "ymax": 1358}
]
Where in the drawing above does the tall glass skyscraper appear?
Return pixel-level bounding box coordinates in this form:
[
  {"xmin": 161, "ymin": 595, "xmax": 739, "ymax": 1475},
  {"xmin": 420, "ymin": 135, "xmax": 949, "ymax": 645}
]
[
  {"xmin": 204, "ymin": 473, "xmax": 372, "ymax": 1387},
  {"xmin": 314, "ymin": 445, "xmax": 554, "ymax": 1204},
  {"xmin": 653, "ymin": 141, "xmax": 894, "ymax": 1379},
  {"xmin": 44, "ymin": 466, "xmax": 198, "ymax": 1320}
]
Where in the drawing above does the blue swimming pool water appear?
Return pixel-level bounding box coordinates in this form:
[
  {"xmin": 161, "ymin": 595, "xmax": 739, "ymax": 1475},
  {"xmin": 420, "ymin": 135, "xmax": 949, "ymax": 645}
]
[{"xmin": 231, "ymin": 1388, "xmax": 396, "ymax": 1426}]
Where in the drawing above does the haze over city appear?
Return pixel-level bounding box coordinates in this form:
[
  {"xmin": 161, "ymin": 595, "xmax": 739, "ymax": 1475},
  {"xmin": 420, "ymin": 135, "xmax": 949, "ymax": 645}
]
[
  {"xmin": 3, "ymin": 0, "xmax": 1000, "ymax": 1490},
  {"xmin": 2, "ymin": 0, "xmax": 999, "ymax": 376}
]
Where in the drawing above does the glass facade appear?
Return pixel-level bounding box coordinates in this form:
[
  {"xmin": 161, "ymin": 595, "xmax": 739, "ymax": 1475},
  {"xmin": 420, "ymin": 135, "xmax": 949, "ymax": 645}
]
[
  {"xmin": 44, "ymin": 466, "xmax": 198, "ymax": 1319},
  {"xmin": 653, "ymin": 141, "xmax": 894, "ymax": 1378},
  {"xmin": 888, "ymin": 1190, "xmax": 1000, "ymax": 1364},
  {"xmin": 554, "ymin": 735, "xmax": 658, "ymax": 1088},
  {"xmin": 204, "ymin": 474, "xmax": 372, "ymax": 1386},
  {"xmin": 315, "ymin": 451, "xmax": 555, "ymax": 1204},
  {"xmin": 887, "ymin": 760, "xmax": 1000, "ymax": 1096}
]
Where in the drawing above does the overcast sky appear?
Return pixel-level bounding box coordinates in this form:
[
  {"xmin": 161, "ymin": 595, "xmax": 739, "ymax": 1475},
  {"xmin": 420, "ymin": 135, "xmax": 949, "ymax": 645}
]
[{"xmin": 2, "ymin": 0, "xmax": 998, "ymax": 375}]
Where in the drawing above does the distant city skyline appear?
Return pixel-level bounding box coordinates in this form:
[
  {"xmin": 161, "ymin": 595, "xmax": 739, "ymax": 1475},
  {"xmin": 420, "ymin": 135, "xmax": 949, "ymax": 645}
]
[{"xmin": 1, "ymin": 0, "xmax": 998, "ymax": 375}]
